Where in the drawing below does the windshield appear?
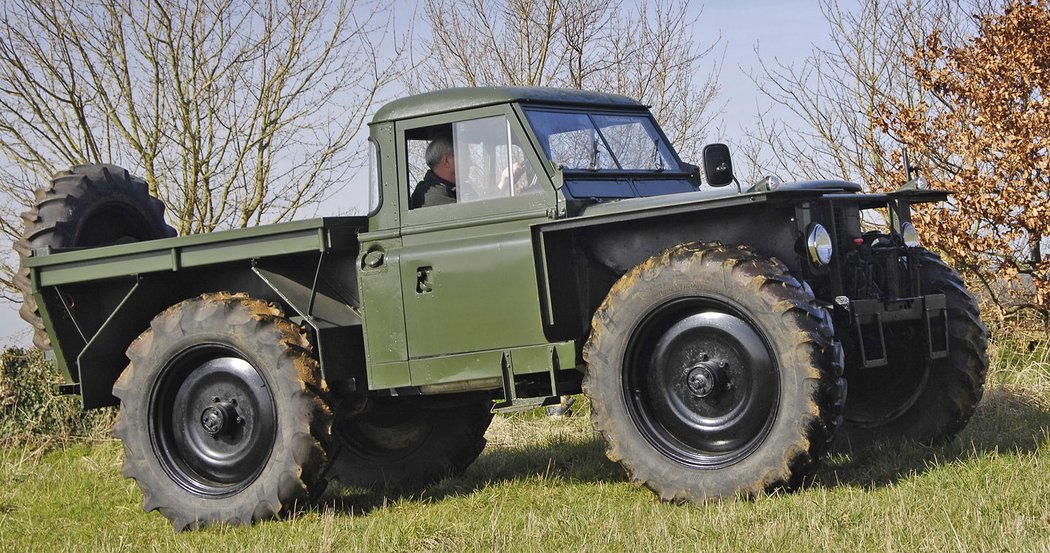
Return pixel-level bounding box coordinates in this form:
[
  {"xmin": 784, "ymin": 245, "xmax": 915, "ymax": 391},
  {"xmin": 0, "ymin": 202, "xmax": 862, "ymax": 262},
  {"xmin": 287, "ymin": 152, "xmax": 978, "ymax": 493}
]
[{"xmin": 523, "ymin": 109, "xmax": 680, "ymax": 172}]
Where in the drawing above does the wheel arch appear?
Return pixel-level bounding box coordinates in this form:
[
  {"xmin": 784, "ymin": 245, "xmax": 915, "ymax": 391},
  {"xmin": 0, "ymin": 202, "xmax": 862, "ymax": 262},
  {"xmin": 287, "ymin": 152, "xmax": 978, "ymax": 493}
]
[
  {"xmin": 49, "ymin": 256, "xmax": 365, "ymax": 409},
  {"xmin": 532, "ymin": 202, "xmax": 804, "ymax": 343}
]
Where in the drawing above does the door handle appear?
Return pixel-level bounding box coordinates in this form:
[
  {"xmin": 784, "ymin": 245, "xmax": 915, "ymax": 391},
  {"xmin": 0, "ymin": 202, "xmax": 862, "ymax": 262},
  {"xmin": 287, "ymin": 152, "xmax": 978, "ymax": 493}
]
[{"xmin": 416, "ymin": 266, "xmax": 433, "ymax": 293}]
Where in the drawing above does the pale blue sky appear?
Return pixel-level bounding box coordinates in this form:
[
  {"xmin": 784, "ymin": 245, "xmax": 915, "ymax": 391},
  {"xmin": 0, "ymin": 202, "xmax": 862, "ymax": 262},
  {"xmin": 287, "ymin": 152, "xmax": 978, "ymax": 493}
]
[{"xmin": 0, "ymin": 0, "xmax": 836, "ymax": 347}]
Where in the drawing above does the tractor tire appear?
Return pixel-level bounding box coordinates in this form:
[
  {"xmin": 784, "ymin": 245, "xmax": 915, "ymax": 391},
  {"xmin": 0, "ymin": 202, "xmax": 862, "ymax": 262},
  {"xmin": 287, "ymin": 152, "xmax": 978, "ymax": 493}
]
[
  {"xmin": 14, "ymin": 164, "xmax": 176, "ymax": 350},
  {"xmin": 583, "ymin": 242, "xmax": 845, "ymax": 501},
  {"xmin": 326, "ymin": 394, "xmax": 493, "ymax": 492},
  {"xmin": 835, "ymin": 248, "xmax": 988, "ymax": 450},
  {"xmin": 112, "ymin": 293, "xmax": 331, "ymax": 531}
]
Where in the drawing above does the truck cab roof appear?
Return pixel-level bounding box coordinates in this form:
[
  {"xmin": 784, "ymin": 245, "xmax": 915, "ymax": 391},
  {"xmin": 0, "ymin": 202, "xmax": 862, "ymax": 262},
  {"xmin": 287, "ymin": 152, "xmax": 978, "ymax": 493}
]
[{"xmin": 371, "ymin": 86, "xmax": 646, "ymax": 123}]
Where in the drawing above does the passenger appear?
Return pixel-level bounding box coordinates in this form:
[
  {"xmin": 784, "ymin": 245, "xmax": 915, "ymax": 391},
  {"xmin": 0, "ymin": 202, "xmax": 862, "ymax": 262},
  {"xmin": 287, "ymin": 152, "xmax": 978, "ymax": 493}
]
[{"xmin": 410, "ymin": 134, "xmax": 457, "ymax": 208}]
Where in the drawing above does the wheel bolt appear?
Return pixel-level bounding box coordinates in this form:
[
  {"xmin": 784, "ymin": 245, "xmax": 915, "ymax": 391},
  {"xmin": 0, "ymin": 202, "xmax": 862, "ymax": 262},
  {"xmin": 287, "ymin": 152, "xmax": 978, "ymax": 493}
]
[
  {"xmin": 699, "ymin": 352, "xmax": 709, "ymax": 361},
  {"xmin": 719, "ymin": 361, "xmax": 727, "ymax": 368},
  {"xmin": 212, "ymin": 396, "xmax": 220, "ymax": 403}
]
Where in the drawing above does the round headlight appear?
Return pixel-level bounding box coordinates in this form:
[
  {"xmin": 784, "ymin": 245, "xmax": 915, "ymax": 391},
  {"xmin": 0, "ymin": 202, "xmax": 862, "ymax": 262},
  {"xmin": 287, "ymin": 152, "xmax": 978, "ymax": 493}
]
[
  {"xmin": 759, "ymin": 174, "xmax": 782, "ymax": 191},
  {"xmin": 901, "ymin": 222, "xmax": 920, "ymax": 247},
  {"xmin": 807, "ymin": 224, "xmax": 833, "ymax": 266}
]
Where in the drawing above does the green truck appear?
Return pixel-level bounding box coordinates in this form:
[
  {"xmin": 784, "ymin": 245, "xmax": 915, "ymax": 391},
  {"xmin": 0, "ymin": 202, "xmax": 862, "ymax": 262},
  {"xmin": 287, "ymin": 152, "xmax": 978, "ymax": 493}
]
[{"xmin": 14, "ymin": 87, "xmax": 987, "ymax": 530}]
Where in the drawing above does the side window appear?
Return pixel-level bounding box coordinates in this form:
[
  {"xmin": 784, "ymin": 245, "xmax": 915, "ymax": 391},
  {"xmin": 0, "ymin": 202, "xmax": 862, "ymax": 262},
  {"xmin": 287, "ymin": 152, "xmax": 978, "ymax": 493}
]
[
  {"xmin": 406, "ymin": 115, "xmax": 540, "ymax": 210},
  {"xmin": 453, "ymin": 116, "xmax": 540, "ymax": 203},
  {"xmin": 367, "ymin": 139, "xmax": 380, "ymax": 215},
  {"xmin": 406, "ymin": 124, "xmax": 454, "ymax": 210}
]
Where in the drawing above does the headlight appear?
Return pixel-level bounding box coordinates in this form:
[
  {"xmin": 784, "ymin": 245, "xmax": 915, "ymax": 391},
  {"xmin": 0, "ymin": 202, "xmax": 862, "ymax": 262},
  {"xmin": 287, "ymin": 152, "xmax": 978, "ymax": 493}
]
[
  {"xmin": 807, "ymin": 224, "xmax": 833, "ymax": 266},
  {"xmin": 758, "ymin": 174, "xmax": 782, "ymax": 191},
  {"xmin": 900, "ymin": 222, "xmax": 921, "ymax": 247}
]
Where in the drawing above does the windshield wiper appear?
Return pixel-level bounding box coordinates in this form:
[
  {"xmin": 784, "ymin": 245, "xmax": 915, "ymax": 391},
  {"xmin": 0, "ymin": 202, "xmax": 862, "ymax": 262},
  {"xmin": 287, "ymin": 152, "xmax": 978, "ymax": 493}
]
[
  {"xmin": 590, "ymin": 132, "xmax": 599, "ymax": 171},
  {"xmin": 652, "ymin": 138, "xmax": 664, "ymax": 172}
]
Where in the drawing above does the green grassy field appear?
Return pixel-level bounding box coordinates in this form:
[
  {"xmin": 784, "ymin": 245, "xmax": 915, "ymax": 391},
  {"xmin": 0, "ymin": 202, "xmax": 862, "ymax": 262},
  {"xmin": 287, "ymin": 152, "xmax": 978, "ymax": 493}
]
[{"xmin": 1, "ymin": 338, "xmax": 1049, "ymax": 551}]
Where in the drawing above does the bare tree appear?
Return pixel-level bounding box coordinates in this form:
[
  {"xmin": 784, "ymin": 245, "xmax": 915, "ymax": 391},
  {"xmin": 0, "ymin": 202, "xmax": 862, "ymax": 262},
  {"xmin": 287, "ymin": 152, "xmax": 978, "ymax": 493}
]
[
  {"xmin": 413, "ymin": 0, "xmax": 722, "ymax": 161},
  {"xmin": 739, "ymin": 0, "xmax": 983, "ymax": 185},
  {"xmin": 0, "ymin": 0, "xmax": 402, "ymax": 296}
]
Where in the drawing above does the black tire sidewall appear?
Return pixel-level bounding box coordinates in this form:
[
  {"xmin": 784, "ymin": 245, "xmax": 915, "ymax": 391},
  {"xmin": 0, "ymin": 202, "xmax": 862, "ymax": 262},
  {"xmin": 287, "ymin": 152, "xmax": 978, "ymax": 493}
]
[
  {"xmin": 585, "ymin": 245, "xmax": 831, "ymax": 499},
  {"xmin": 837, "ymin": 248, "xmax": 987, "ymax": 447},
  {"xmin": 17, "ymin": 164, "xmax": 176, "ymax": 350},
  {"xmin": 115, "ymin": 297, "xmax": 325, "ymax": 529}
]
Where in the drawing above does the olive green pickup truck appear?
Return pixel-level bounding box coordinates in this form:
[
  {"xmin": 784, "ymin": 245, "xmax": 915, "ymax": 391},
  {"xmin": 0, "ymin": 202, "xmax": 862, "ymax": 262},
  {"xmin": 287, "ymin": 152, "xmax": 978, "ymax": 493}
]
[{"xmin": 14, "ymin": 87, "xmax": 986, "ymax": 530}]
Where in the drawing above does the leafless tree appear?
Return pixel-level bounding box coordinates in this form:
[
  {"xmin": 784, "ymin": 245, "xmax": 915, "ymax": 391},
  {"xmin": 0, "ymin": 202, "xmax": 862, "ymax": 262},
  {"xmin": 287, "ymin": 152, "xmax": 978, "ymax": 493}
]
[
  {"xmin": 413, "ymin": 0, "xmax": 722, "ymax": 161},
  {"xmin": 739, "ymin": 0, "xmax": 985, "ymax": 186},
  {"xmin": 0, "ymin": 0, "xmax": 403, "ymax": 296}
]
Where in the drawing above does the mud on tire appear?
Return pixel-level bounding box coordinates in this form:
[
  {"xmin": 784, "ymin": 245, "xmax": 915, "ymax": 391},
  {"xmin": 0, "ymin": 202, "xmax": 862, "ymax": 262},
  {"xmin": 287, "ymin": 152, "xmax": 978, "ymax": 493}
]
[
  {"xmin": 583, "ymin": 242, "xmax": 845, "ymax": 501},
  {"xmin": 14, "ymin": 164, "xmax": 176, "ymax": 350},
  {"xmin": 112, "ymin": 293, "xmax": 330, "ymax": 531}
]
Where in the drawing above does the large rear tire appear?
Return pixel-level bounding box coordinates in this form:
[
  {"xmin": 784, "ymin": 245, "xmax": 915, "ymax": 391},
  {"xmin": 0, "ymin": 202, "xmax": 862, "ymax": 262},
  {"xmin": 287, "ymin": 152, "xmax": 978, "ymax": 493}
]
[
  {"xmin": 327, "ymin": 394, "xmax": 493, "ymax": 492},
  {"xmin": 112, "ymin": 293, "xmax": 330, "ymax": 531},
  {"xmin": 584, "ymin": 242, "xmax": 845, "ymax": 501},
  {"xmin": 836, "ymin": 248, "xmax": 988, "ymax": 450},
  {"xmin": 14, "ymin": 164, "xmax": 176, "ymax": 349}
]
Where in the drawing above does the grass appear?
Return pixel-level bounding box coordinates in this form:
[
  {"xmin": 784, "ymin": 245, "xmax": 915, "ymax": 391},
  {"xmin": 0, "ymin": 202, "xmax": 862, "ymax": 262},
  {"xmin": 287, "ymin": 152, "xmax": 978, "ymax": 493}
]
[{"xmin": 1, "ymin": 336, "xmax": 1049, "ymax": 551}]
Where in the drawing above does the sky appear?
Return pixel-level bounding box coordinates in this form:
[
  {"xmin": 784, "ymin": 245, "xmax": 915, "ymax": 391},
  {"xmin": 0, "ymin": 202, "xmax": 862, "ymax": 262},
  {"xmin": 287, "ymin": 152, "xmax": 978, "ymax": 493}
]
[{"xmin": 0, "ymin": 0, "xmax": 836, "ymax": 347}]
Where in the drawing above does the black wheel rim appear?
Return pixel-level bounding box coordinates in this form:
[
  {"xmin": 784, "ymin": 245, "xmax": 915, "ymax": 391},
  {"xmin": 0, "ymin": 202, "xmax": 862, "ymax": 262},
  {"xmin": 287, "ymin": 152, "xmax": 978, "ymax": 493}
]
[
  {"xmin": 149, "ymin": 345, "xmax": 277, "ymax": 497},
  {"xmin": 624, "ymin": 298, "xmax": 779, "ymax": 468}
]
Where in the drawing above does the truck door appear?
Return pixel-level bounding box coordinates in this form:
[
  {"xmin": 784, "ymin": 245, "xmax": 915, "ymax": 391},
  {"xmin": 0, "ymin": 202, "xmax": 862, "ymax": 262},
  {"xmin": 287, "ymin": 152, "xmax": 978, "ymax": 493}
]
[{"xmin": 396, "ymin": 107, "xmax": 554, "ymax": 381}]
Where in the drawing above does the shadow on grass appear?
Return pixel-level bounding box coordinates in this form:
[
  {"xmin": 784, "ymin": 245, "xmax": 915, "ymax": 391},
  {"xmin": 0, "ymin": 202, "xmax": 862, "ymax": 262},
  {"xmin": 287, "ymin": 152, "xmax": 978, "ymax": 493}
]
[
  {"xmin": 816, "ymin": 386, "xmax": 1050, "ymax": 490},
  {"xmin": 312, "ymin": 431, "xmax": 624, "ymax": 517},
  {"xmin": 308, "ymin": 387, "xmax": 1050, "ymax": 515}
]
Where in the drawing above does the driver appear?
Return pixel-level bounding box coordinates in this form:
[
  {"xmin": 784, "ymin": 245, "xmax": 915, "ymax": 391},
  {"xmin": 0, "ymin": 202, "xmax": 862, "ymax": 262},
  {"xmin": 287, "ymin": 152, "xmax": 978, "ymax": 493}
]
[{"xmin": 410, "ymin": 134, "xmax": 457, "ymax": 209}]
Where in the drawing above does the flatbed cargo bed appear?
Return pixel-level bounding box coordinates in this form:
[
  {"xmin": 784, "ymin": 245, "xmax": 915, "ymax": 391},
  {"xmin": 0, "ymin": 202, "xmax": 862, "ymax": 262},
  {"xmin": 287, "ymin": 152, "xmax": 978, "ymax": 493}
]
[{"xmin": 23, "ymin": 216, "xmax": 367, "ymax": 287}]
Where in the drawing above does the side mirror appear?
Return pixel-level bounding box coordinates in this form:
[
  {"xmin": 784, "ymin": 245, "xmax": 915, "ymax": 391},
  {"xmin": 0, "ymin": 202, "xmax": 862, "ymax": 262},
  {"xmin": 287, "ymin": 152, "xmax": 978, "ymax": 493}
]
[{"xmin": 702, "ymin": 143, "xmax": 734, "ymax": 187}]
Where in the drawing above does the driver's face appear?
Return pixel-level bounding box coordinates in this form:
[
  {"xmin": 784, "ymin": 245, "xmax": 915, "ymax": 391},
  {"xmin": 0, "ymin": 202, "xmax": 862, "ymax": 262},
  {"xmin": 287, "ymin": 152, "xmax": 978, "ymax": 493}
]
[
  {"xmin": 435, "ymin": 151, "xmax": 456, "ymax": 183},
  {"xmin": 444, "ymin": 153, "xmax": 455, "ymax": 183}
]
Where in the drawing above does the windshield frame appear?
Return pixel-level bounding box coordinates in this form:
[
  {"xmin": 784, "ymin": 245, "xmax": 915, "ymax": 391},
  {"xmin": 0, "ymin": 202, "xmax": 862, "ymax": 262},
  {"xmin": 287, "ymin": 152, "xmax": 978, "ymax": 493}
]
[{"xmin": 520, "ymin": 106, "xmax": 687, "ymax": 176}]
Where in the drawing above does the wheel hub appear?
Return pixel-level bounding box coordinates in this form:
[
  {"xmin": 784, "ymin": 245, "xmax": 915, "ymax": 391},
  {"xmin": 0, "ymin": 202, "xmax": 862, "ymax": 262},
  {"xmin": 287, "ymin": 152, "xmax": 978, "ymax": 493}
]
[
  {"xmin": 200, "ymin": 399, "xmax": 240, "ymax": 436},
  {"xmin": 686, "ymin": 363, "xmax": 721, "ymax": 397}
]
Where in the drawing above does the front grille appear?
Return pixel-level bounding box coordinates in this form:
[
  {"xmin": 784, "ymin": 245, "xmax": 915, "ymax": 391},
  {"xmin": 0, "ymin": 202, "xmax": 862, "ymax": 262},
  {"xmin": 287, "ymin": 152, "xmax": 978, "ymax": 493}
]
[{"xmin": 843, "ymin": 245, "xmax": 913, "ymax": 301}]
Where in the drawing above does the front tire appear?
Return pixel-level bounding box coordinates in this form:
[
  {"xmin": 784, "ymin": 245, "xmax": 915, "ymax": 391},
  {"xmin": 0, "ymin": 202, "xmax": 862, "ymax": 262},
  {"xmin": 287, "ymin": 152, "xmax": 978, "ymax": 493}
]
[
  {"xmin": 113, "ymin": 293, "xmax": 331, "ymax": 531},
  {"xmin": 584, "ymin": 243, "xmax": 844, "ymax": 501},
  {"xmin": 836, "ymin": 248, "xmax": 988, "ymax": 449}
]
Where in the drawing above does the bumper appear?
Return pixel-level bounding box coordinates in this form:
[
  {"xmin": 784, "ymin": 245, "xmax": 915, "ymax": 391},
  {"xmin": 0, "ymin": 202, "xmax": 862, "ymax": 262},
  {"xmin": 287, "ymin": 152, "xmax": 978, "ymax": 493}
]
[{"xmin": 836, "ymin": 294, "xmax": 949, "ymax": 368}]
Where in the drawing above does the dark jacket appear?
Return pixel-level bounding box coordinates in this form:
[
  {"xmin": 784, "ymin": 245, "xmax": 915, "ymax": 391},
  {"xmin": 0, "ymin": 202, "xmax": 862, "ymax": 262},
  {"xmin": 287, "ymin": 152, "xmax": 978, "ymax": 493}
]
[{"xmin": 410, "ymin": 170, "xmax": 456, "ymax": 209}]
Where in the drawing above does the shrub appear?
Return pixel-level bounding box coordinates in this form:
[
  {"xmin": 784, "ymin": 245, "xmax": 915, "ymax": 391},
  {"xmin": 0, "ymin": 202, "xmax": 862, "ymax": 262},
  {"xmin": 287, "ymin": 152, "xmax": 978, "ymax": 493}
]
[{"xmin": 0, "ymin": 347, "xmax": 113, "ymax": 444}]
